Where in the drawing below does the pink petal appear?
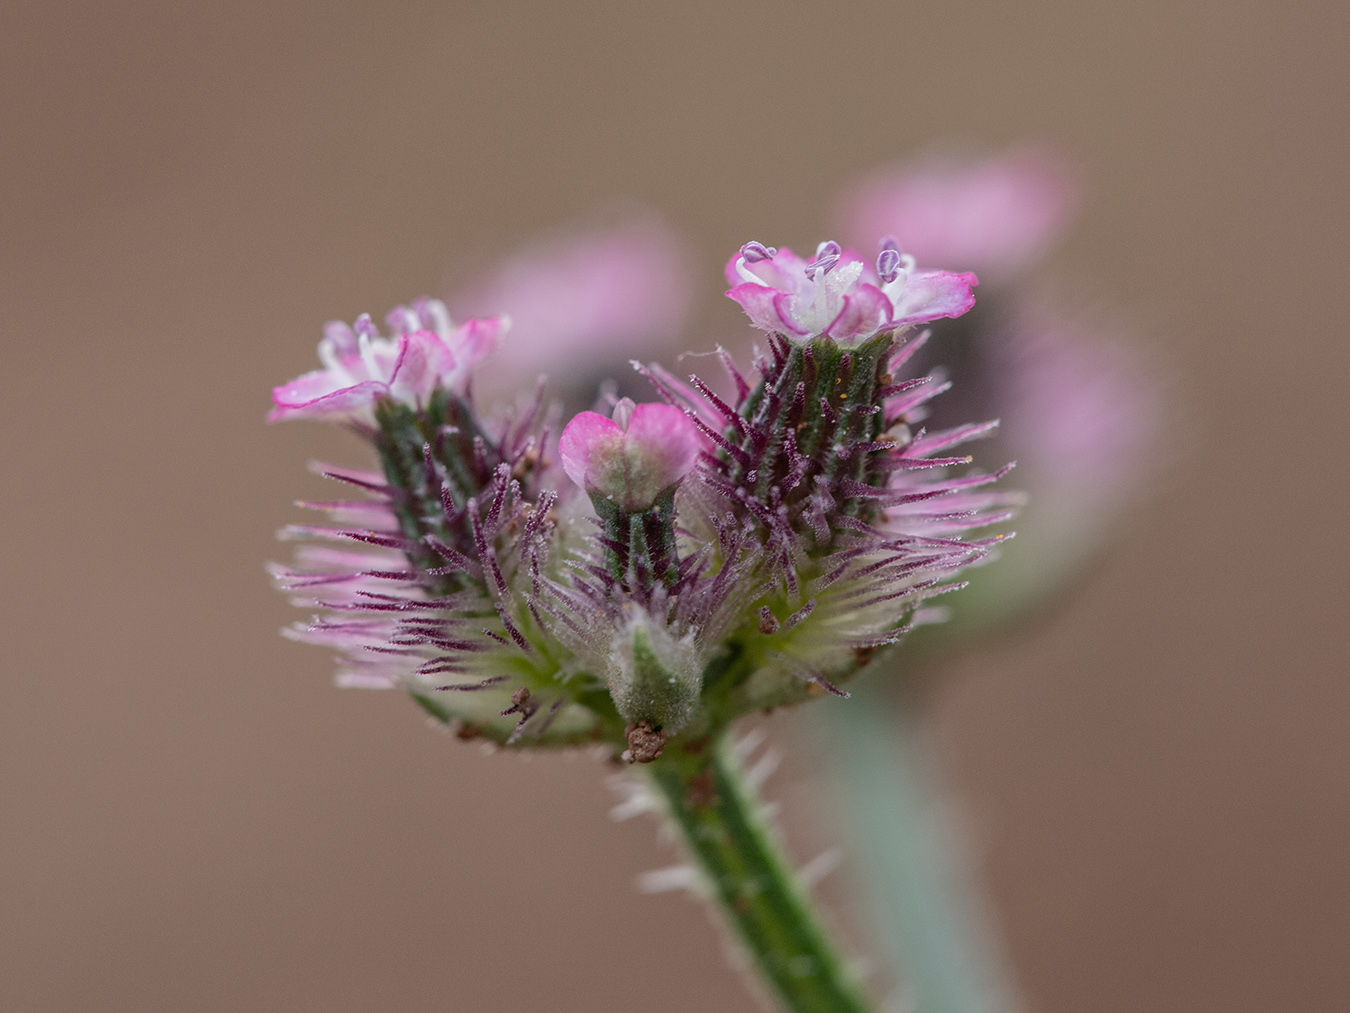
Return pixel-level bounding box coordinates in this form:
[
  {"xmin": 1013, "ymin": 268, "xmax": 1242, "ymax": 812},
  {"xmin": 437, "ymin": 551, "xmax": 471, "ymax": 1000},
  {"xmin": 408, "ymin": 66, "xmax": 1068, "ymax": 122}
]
[
  {"xmin": 362, "ymin": 339, "xmax": 403, "ymax": 383},
  {"xmin": 268, "ymin": 375, "xmax": 388, "ymax": 422},
  {"xmin": 559, "ymin": 404, "xmax": 700, "ymax": 511},
  {"xmin": 825, "ymin": 283, "xmax": 893, "ymax": 340},
  {"xmin": 272, "ymin": 367, "xmax": 343, "ymax": 406},
  {"xmin": 558, "ymin": 411, "xmax": 624, "ymax": 491},
  {"xmin": 725, "ymin": 247, "xmax": 814, "ymax": 296},
  {"xmin": 450, "ymin": 317, "xmax": 505, "ymax": 371},
  {"xmin": 385, "ymin": 334, "xmax": 429, "ymax": 404},
  {"xmin": 388, "ymin": 330, "xmax": 456, "ymax": 405},
  {"xmin": 891, "ymin": 271, "xmax": 979, "ymax": 326},
  {"xmin": 726, "ymin": 283, "xmax": 810, "ymax": 336},
  {"xmin": 723, "ymin": 250, "xmax": 746, "ymax": 287},
  {"xmin": 624, "ymin": 403, "xmax": 701, "ymax": 495},
  {"xmin": 322, "ymin": 320, "xmax": 359, "ymax": 354}
]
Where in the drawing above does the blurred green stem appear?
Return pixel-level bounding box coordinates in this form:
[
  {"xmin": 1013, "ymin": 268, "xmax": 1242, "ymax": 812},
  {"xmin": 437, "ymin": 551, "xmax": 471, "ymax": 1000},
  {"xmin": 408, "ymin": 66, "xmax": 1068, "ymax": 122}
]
[
  {"xmin": 822, "ymin": 682, "xmax": 1023, "ymax": 1013},
  {"xmin": 647, "ymin": 735, "xmax": 875, "ymax": 1013}
]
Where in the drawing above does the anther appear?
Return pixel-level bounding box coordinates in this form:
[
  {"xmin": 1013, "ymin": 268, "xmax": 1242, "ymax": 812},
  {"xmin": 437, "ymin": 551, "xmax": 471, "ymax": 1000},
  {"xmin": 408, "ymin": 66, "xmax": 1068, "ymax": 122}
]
[
  {"xmin": 353, "ymin": 313, "xmax": 379, "ymax": 338},
  {"xmin": 877, "ymin": 247, "xmax": 902, "ymax": 284},
  {"xmin": 740, "ymin": 241, "xmax": 777, "ymax": 263},
  {"xmin": 806, "ymin": 240, "xmax": 841, "ymax": 278},
  {"xmin": 385, "ymin": 306, "xmax": 420, "ymax": 335}
]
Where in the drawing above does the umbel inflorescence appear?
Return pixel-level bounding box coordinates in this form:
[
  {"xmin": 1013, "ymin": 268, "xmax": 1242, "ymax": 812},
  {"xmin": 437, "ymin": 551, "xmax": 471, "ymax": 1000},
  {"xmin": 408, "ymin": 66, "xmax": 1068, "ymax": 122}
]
[{"xmin": 271, "ymin": 240, "xmax": 1014, "ymax": 763}]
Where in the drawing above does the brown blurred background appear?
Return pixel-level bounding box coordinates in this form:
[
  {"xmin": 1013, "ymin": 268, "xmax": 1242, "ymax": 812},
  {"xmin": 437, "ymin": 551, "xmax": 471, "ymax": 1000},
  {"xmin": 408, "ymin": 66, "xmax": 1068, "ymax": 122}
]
[{"xmin": 2, "ymin": 2, "xmax": 1347, "ymax": 1010}]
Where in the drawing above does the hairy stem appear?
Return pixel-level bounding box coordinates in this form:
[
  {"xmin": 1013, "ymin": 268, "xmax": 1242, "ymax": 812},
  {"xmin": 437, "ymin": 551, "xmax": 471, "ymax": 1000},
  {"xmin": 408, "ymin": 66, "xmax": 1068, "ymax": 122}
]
[{"xmin": 646, "ymin": 735, "xmax": 874, "ymax": 1013}]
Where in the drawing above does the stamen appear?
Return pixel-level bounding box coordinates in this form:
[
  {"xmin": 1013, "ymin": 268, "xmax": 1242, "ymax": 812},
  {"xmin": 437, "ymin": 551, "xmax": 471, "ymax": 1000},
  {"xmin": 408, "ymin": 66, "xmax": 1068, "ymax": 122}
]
[
  {"xmin": 317, "ymin": 330, "xmax": 352, "ymax": 378},
  {"xmin": 876, "ymin": 236, "xmax": 906, "ymax": 284},
  {"xmin": 739, "ymin": 241, "xmax": 777, "ymax": 263},
  {"xmin": 321, "ymin": 320, "xmax": 358, "ymax": 355},
  {"xmin": 805, "ymin": 240, "xmax": 841, "ymax": 278},
  {"xmin": 411, "ymin": 297, "xmax": 453, "ymax": 338},
  {"xmin": 385, "ymin": 306, "xmax": 420, "ymax": 335},
  {"xmin": 356, "ymin": 331, "xmax": 380, "ymax": 379},
  {"xmin": 877, "ymin": 247, "xmax": 902, "ymax": 284},
  {"xmin": 353, "ymin": 313, "xmax": 379, "ymax": 339}
]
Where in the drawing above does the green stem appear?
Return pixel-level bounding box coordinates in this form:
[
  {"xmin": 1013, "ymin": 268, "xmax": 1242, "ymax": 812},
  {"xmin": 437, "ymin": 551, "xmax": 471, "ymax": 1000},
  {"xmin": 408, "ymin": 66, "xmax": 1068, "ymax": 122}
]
[
  {"xmin": 647, "ymin": 735, "xmax": 875, "ymax": 1013},
  {"xmin": 821, "ymin": 682, "xmax": 1023, "ymax": 1013}
]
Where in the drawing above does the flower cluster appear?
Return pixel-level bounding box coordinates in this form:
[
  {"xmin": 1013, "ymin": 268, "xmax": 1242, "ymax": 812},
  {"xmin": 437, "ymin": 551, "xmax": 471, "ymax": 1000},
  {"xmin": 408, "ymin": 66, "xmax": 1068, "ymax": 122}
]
[{"xmin": 271, "ymin": 244, "xmax": 1012, "ymax": 761}]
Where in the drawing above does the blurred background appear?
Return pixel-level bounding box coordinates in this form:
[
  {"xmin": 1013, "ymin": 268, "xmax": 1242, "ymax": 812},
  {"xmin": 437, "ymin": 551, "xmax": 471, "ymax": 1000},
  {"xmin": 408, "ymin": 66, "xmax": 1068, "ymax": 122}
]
[{"xmin": 2, "ymin": 2, "xmax": 1347, "ymax": 1010}]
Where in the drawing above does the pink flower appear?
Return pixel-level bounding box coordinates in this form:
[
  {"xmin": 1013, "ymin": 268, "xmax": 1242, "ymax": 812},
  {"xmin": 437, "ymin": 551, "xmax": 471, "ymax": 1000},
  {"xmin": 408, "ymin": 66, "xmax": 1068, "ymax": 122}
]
[
  {"xmin": 992, "ymin": 299, "xmax": 1160, "ymax": 530},
  {"xmin": 448, "ymin": 216, "xmax": 692, "ymax": 390},
  {"xmin": 269, "ymin": 298, "xmax": 505, "ymax": 422},
  {"xmin": 559, "ymin": 398, "xmax": 700, "ymax": 512},
  {"xmin": 725, "ymin": 239, "xmax": 977, "ymax": 344},
  {"xmin": 835, "ymin": 146, "xmax": 1076, "ymax": 280}
]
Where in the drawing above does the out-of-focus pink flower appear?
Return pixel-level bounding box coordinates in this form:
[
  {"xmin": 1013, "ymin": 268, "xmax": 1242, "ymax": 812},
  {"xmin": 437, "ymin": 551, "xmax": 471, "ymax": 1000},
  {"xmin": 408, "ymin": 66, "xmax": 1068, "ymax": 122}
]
[
  {"xmin": 994, "ymin": 300, "xmax": 1159, "ymax": 534},
  {"xmin": 559, "ymin": 398, "xmax": 700, "ymax": 512},
  {"xmin": 449, "ymin": 216, "xmax": 692, "ymax": 387},
  {"xmin": 833, "ymin": 144, "xmax": 1162, "ymax": 639},
  {"xmin": 836, "ymin": 147, "xmax": 1077, "ymax": 280},
  {"xmin": 898, "ymin": 296, "xmax": 1164, "ymax": 642},
  {"xmin": 724, "ymin": 240, "xmax": 977, "ymax": 344},
  {"xmin": 269, "ymin": 298, "xmax": 505, "ymax": 423}
]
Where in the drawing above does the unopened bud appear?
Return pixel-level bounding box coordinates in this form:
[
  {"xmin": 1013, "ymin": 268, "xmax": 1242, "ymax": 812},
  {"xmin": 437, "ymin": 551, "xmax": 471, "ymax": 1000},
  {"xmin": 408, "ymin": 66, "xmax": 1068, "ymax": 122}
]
[{"xmin": 559, "ymin": 401, "xmax": 701, "ymax": 512}]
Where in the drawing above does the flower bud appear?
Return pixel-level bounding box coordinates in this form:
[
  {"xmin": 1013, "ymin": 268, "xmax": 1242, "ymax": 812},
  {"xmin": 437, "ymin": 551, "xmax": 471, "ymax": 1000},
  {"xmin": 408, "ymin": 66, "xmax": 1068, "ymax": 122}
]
[
  {"xmin": 605, "ymin": 611, "xmax": 702, "ymax": 735},
  {"xmin": 559, "ymin": 399, "xmax": 700, "ymax": 512}
]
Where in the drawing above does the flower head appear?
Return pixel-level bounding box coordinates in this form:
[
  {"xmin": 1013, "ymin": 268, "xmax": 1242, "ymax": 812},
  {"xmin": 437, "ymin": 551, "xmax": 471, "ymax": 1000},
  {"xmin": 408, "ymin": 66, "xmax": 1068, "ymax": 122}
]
[
  {"xmin": 559, "ymin": 398, "xmax": 701, "ymax": 512},
  {"xmin": 272, "ymin": 240, "xmax": 1011, "ymax": 759},
  {"xmin": 269, "ymin": 298, "xmax": 506, "ymax": 423},
  {"xmin": 725, "ymin": 239, "xmax": 977, "ymax": 344}
]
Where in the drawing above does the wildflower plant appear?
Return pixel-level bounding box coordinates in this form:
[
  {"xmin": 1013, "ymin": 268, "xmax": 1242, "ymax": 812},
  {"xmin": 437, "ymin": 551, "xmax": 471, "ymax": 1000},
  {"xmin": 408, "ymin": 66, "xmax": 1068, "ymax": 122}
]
[{"xmin": 271, "ymin": 239, "xmax": 1013, "ymax": 1012}]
